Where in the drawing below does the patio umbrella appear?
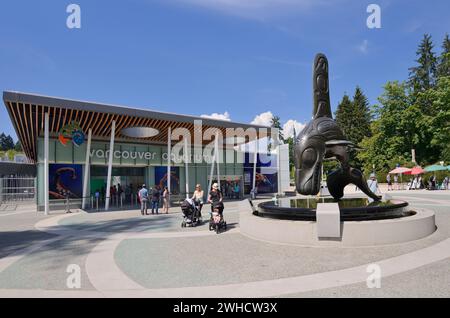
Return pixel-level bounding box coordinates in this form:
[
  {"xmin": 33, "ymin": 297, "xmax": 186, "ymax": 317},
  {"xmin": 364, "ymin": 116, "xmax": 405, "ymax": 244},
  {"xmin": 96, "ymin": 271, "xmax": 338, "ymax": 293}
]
[
  {"xmin": 424, "ymin": 164, "xmax": 447, "ymax": 172},
  {"xmin": 404, "ymin": 166, "xmax": 425, "ymax": 175},
  {"xmin": 389, "ymin": 167, "xmax": 412, "ymax": 174}
]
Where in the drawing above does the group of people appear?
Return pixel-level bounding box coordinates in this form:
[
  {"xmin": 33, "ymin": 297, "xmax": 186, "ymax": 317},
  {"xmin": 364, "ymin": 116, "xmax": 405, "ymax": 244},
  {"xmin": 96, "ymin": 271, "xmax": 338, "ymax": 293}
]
[
  {"xmin": 386, "ymin": 174, "xmax": 450, "ymax": 191},
  {"xmin": 93, "ymin": 183, "xmax": 139, "ymax": 206},
  {"xmin": 93, "ymin": 180, "xmax": 227, "ymax": 215},
  {"xmin": 138, "ymin": 182, "xmax": 225, "ymax": 217},
  {"xmin": 138, "ymin": 185, "xmax": 170, "ymax": 215},
  {"xmin": 406, "ymin": 175, "xmax": 449, "ymax": 190},
  {"xmin": 222, "ymin": 181, "xmax": 241, "ymax": 200},
  {"xmin": 386, "ymin": 174, "xmax": 401, "ymax": 191}
]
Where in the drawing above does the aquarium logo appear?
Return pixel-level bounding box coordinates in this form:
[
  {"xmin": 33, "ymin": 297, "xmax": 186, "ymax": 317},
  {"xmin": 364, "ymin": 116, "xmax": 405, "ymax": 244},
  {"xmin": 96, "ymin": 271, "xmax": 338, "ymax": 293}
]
[{"xmin": 59, "ymin": 122, "xmax": 85, "ymax": 147}]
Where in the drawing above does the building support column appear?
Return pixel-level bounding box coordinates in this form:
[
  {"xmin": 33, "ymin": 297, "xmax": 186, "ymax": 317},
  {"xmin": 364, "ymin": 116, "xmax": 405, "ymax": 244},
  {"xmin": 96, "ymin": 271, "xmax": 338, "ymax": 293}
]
[
  {"xmin": 208, "ymin": 131, "xmax": 219, "ymax": 193},
  {"xmin": 167, "ymin": 127, "xmax": 171, "ymax": 195},
  {"xmin": 82, "ymin": 128, "xmax": 92, "ymax": 210},
  {"xmin": 44, "ymin": 112, "xmax": 49, "ymax": 215},
  {"xmin": 277, "ymin": 142, "xmax": 282, "ymax": 196},
  {"xmin": 215, "ymin": 132, "xmax": 220, "ymax": 190},
  {"xmin": 105, "ymin": 120, "xmax": 116, "ymax": 211},
  {"xmin": 252, "ymin": 138, "xmax": 258, "ymax": 193},
  {"xmin": 184, "ymin": 137, "xmax": 189, "ymax": 199}
]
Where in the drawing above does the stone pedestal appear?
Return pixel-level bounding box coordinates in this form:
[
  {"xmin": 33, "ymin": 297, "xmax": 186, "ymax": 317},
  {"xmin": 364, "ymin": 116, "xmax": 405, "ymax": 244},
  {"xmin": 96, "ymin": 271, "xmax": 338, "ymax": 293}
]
[{"xmin": 316, "ymin": 203, "xmax": 340, "ymax": 238}]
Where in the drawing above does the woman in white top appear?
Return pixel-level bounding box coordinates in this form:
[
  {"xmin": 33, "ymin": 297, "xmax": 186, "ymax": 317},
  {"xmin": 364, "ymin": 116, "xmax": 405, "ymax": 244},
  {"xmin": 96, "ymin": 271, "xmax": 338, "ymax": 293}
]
[
  {"xmin": 162, "ymin": 186, "xmax": 170, "ymax": 214},
  {"xmin": 191, "ymin": 184, "xmax": 204, "ymax": 213}
]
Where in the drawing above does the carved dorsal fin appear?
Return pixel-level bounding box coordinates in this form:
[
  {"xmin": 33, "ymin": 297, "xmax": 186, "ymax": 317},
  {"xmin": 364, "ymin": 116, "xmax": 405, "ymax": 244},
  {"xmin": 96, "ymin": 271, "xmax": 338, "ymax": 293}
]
[{"xmin": 313, "ymin": 53, "xmax": 333, "ymax": 119}]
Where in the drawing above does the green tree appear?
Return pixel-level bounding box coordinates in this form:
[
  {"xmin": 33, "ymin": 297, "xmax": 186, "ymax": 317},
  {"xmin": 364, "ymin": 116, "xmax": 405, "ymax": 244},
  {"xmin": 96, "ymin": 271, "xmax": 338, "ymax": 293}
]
[
  {"xmin": 352, "ymin": 87, "xmax": 372, "ymax": 140},
  {"xmin": 417, "ymin": 76, "xmax": 450, "ymax": 162},
  {"xmin": 334, "ymin": 89, "xmax": 372, "ymax": 169},
  {"xmin": 14, "ymin": 140, "xmax": 22, "ymax": 152},
  {"xmin": 0, "ymin": 133, "xmax": 15, "ymax": 151},
  {"xmin": 357, "ymin": 35, "xmax": 450, "ymax": 174},
  {"xmin": 437, "ymin": 33, "xmax": 450, "ymax": 78},
  {"xmin": 358, "ymin": 81, "xmax": 415, "ymax": 172},
  {"xmin": 285, "ymin": 136, "xmax": 295, "ymax": 173},
  {"xmin": 335, "ymin": 94, "xmax": 353, "ymax": 140},
  {"xmin": 408, "ymin": 34, "xmax": 438, "ymax": 93},
  {"xmin": 270, "ymin": 115, "xmax": 284, "ymax": 143}
]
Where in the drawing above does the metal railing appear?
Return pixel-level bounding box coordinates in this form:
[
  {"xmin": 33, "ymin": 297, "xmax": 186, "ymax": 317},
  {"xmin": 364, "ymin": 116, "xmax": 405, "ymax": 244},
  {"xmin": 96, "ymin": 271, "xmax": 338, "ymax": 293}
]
[
  {"xmin": 84, "ymin": 193, "xmax": 141, "ymax": 211},
  {"xmin": 0, "ymin": 177, "xmax": 36, "ymax": 203}
]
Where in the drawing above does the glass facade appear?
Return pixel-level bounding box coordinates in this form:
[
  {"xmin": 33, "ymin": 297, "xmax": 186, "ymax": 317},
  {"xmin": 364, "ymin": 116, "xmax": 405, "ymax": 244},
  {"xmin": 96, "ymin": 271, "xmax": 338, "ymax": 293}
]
[{"xmin": 35, "ymin": 137, "xmax": 272, "ymax": 208}]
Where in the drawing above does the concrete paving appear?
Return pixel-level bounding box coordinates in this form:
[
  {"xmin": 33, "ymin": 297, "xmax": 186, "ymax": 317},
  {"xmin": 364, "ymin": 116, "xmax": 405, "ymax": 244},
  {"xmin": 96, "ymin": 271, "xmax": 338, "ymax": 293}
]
[{"xmin": 0, "ymin": 190, "xmax": 449, "ymax": 297}]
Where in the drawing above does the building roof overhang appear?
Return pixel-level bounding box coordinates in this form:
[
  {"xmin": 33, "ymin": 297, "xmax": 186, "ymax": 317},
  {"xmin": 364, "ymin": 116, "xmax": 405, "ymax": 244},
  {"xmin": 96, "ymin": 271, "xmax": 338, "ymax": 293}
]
[{"xmin": 3, "ymin": 91, "xmax": 273, "ymax": 162}]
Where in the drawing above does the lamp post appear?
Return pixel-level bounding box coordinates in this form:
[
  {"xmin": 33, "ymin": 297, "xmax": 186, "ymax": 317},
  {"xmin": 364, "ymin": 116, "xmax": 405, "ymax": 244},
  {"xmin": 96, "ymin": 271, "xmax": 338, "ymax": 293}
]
[{"xmin": 405, "ymin": 130, "xmax": 416, "ymax": 164}]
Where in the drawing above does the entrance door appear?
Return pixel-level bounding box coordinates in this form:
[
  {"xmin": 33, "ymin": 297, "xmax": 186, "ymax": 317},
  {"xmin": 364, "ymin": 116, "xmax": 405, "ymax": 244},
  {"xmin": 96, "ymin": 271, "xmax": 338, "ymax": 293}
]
[{"xmin": 89, "ymin": 166, "xmax": 145, "ymax": 209}]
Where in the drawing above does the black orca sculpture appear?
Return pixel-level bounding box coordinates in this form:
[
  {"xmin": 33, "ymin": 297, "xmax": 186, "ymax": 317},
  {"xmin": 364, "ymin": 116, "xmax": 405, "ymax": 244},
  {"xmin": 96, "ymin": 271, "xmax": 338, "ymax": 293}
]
[{"xmin": 294, "ymin": 53, "xmax": 381, "ymax": 201}]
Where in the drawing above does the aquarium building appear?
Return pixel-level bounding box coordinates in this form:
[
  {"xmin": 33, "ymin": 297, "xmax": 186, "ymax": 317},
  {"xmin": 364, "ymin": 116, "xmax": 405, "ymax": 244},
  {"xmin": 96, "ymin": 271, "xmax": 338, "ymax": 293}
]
[{"xmin": 3, "ymin": 91, "xmax": 290, "ymax": 213}]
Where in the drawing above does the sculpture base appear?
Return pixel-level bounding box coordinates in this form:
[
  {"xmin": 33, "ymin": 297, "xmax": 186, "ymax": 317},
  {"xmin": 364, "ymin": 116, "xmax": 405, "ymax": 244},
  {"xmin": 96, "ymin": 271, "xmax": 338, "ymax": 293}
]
[
  {"xmin": 239, "ymin": 200, "xmax": 436, "ymax": 247},
  {"xmin": 257, "ymin": 197, "xmax": 409, "ymax": 221}
]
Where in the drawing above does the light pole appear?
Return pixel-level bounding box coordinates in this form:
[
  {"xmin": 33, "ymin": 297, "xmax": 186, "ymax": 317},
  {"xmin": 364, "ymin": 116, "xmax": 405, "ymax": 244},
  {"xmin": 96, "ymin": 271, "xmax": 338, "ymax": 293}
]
[{"xmin": 405, "ymin": 130, "xmax": 416, "ymax": 164}]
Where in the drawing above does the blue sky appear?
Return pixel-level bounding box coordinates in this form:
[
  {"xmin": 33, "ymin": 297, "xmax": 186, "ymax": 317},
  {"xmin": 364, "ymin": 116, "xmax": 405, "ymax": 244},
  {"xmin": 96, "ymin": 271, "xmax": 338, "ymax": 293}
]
[{"xmin": 1, "ymin": 0, "xmax": 449, "ymax": 140}]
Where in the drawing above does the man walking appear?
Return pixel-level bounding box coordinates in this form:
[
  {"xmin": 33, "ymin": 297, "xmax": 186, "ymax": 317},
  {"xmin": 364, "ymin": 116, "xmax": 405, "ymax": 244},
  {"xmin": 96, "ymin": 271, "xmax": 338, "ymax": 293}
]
[
  {"xmin": 139, "ymin": 184, "xmax": 149, "ymax": 215},
  {"xmin": 151, "ymin": 185, "xmax": 161, "ymax": 214}
]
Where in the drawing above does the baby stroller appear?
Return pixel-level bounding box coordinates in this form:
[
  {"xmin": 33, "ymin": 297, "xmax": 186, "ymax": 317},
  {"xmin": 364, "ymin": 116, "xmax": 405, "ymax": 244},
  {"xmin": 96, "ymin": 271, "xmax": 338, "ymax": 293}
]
[
  {"xmin": 181, "ymin": 199, "xmax": 201, "ymax": 227},
  {"xmin": 209, "ymin": 201, "xmax": 227, "ymax": 234}
]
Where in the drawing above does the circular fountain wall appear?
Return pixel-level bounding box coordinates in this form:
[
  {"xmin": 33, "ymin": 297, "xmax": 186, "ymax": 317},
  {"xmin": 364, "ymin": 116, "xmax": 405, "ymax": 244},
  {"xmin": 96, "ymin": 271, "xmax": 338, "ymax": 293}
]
[
  {"xmin": 257, "ymin": 197, "xmax": 411, "ymax": 221},
  {"xmin": 239, "ymin": 198, "xmax": 436, "ymax": 247}
]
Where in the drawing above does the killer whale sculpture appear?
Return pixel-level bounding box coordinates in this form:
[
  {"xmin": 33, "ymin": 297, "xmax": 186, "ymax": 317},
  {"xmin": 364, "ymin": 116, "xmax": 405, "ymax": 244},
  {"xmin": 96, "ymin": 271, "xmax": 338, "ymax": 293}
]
[{"xmin": 294, "ymin": 53, "xmax": 381, "ymax": 201}]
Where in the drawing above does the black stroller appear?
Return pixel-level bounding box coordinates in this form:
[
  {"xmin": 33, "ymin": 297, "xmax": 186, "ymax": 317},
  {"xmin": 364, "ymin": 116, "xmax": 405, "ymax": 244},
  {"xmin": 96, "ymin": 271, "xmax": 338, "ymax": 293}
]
[
  {"xmin": 209, "ymin": 201, "xmax": 227, "ymax": 234},
  {"xmin": 181, "ymin": 199, "xmax": 201, "ymax": 227}
]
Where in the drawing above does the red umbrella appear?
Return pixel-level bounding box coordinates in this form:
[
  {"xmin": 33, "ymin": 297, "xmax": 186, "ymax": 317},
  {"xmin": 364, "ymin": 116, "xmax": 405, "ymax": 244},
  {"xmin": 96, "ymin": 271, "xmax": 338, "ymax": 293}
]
[
  {"xmin": 389, "ymin": 167, "xmax": 411, "ymax": 174},
  {"xmin": 404, "ymin": 166, "xmax": 425, "ymax": 175}
]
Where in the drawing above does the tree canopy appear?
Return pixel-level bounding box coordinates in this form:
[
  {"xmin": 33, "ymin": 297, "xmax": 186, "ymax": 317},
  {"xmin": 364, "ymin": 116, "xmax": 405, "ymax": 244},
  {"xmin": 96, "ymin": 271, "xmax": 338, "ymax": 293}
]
[
  {"xmin": 356, "ymin": 34, "xmax": 450, "ymax": 174},
  {"xmin": 0, "ymin": 133, "xmax": 15, "ymax": 151}
]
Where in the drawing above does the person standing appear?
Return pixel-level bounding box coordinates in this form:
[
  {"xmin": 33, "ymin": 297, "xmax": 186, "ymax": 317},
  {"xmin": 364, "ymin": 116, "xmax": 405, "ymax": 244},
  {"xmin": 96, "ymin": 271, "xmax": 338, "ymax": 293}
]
[
  {"xmin": 138, "ymin": 184, "xmax": 149, "ymax": 215},
  {"xmin": 192, "ymin": 184, "xmax": 204, "ymax": 214},
  {"xmin": 125, "ymin": 184, "xmax": 131, "ymax": 204},
  {"xmin": 101, "ymin": 186, "xmax": 105, "ymax": 203},
  {"xmin": 393, "ymin": 174, "xmax": 399, "ymax": 190},
  {"xmin": 367, "ymin": 174, "xmax": 379, "ymax": 203},
  {"xmin": 162, "ymin": 186, "xmax": 170, "ymax": 214},
  {"xmin": 151, "ymin": 185, "xmax": 161, "ymax": 214},
  {"xmin": 387, "ymin": 174, "xmax": 393, "ymax": 191},
  {"xmin": 233, "ymin": 182, "xmax": 240, "ymax": 199},
  {"xmin": 117, "ymin": 183, "xmax": 124, "ymax": 206},
  {"xmin": 208, "ymin": 183, "xmax": 223, "ymax": 212},
  {"xmin": 417, "ymin": 175, "xmax": 423, "ymax": 189},
  {"xmin": 94, "ymin": 189, "xmax": 100, "ymax": 211}
]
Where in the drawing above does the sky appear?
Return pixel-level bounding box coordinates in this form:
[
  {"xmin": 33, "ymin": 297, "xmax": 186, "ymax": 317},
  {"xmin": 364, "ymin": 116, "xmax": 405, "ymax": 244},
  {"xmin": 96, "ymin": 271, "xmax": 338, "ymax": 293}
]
[{"xmin": 1, "ymin": 0, "xmax": 449, "ymax": 141}]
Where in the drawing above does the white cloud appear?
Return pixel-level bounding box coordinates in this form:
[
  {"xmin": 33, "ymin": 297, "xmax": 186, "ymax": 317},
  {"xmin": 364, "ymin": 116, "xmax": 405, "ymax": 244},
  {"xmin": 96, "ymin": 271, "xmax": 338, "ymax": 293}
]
[
  {"xmin": 250, "ymin": 111, "xmax": 305, "ymax": 139},
  {"xmin": 357, "ymin": 39, "xmax": 369, "ymax": 54},
  {"xmin": 251, "ymin": 111, "xmax": 273, "ymax": 126},
  {"xmin": 171, "ymin": 0, "xmax": 330, "ymax": 20},
  {"xmin": 200, "ymin": 111, "xmax": 231, "ymax": 121},
  {"xmin": 282, "ymin": 119, "xmax": 305, "ymax": 139}
]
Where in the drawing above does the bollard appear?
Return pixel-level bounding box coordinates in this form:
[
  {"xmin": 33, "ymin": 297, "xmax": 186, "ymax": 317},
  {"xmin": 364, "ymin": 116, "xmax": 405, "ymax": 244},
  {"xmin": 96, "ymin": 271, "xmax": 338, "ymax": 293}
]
[
  {"xmin": 96, "ymin": 197, "xmax": 99, "ymax": 211},
  {"xmin": 65, "ymin": 195, "xmax": 72, "ymax": 214}
]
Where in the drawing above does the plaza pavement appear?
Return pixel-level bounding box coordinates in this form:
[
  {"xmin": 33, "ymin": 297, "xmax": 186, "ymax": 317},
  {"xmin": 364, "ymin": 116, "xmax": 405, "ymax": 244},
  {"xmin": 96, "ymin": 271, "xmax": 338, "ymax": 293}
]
[{"xmin": 0, "ymin": 188, "xmax": 449, "ymax": 297}]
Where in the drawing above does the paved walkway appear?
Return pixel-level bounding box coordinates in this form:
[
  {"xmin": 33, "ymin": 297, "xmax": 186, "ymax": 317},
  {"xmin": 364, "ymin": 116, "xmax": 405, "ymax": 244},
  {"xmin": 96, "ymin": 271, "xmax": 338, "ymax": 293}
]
[{"xmin": 0, "ymin": 190, "xmax": 449, "ymax": 297}]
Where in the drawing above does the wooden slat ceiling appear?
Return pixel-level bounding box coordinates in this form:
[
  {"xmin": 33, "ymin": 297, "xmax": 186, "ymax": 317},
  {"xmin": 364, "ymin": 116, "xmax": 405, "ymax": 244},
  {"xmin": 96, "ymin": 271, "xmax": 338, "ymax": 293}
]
[{"xmin": 5, "ymin": 102, "xmax": 270, "ymax": 163}]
